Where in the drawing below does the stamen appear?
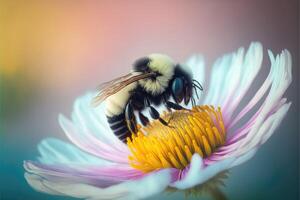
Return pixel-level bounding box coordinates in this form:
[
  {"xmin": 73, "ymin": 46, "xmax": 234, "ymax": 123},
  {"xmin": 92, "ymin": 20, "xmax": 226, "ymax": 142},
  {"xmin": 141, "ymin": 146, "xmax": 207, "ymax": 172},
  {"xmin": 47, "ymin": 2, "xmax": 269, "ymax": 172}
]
[{"xmin": 127, "ymin": 105, "xmax": 226, "ymax": 172}]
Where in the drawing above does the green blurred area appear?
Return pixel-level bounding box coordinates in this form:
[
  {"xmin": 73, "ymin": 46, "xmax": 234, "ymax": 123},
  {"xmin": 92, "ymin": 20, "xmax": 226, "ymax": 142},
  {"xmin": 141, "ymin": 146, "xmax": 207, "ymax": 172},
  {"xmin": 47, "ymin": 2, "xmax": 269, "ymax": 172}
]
[{"xmin": 0, "ymin": 71, "xmax": 38, "ymax": 134}]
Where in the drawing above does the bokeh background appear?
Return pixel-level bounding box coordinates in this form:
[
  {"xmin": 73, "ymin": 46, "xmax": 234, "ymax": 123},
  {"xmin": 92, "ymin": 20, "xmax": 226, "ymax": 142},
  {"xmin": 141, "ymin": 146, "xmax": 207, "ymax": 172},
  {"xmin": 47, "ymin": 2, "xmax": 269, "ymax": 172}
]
[{"xmin": 0, "ymin": 0, "xmax": 299, "ymax": 200}]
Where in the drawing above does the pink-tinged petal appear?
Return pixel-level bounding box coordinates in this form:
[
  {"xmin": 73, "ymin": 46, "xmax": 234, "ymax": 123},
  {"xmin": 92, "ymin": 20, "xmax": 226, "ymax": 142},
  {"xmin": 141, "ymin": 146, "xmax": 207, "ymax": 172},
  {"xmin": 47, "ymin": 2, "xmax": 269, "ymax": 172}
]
[
  {"xmin": 171, "ymin": 149, "xmax": 257, "ymax": 189},
  {"xmin": 170, "ymin": 154, "xmax": 234, "ymax": 189},
  {"xmin": 202, "ymin": 42, "xmax": 263, "ymax": 127},
  {"xmin": 211, "ymin": 102, "xmax": 291, "ymax": 162},
  {"xmin": 214, "ymin": 101, "xmax": 290, "ymax": 159},
  {"xmin": 59, "ymin": 114, "xmax": 129, "ymax": 164},
  {"xmin": 228, "ymin": 50, "xmax": 276, "ymax": 129},
  {"xmin": 37, "ymin": 138, "xmax": 112, "ymax": 166},
  {"xmin": 221, "ymin": 148, "xmax": 257, "ymax": 168},
  {"xmin": 25, "ymin": 167, "xmax": 173, "ymax": 200},
  {"xmin": 235, "ymin": 102, "xmax": 291, "ymax": 156},
  {"xmin": 205, "ymin": 148, "xmax": 258, "ymax": 166},
  {"xmin": 206, "ymin": 49, "xmax": 291, "ymax": 163},
  {"xmin": 234, "ymin": 50, "xmax": 292, "ymax": 150},
  {"xmin": 24, "ymin": 162, "xmax": 121, "ymax": 188},
  {"xmin": 24, "ymin": 161, "xmax": 142, "ymax": 184},
  {"xmin": 222, "ymin": 43, "xmax": 263, "ymax": 122},
  {"xmin": 227, "ymin": 97, "xmax": 287, "ymax": 146}
]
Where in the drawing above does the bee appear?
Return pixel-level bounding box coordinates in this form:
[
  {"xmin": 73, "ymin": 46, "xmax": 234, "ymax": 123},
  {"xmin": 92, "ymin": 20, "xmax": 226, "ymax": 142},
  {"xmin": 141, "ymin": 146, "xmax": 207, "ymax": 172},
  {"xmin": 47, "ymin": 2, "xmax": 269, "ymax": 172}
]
[{"xmin": 92, "ymin": 54, "xmax": 203, "ymax": 143}]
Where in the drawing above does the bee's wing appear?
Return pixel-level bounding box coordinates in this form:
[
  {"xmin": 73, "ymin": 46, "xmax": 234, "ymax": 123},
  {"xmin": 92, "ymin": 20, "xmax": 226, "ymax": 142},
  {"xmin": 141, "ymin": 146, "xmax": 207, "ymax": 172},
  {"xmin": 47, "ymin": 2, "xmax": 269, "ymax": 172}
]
[
  {"xmin": 96, "ymin": 73, "xmax": 133, "ymax": 90},
  {"xmin": 91, "ymin": 72, "xmax": 155, "ymax": 107}
]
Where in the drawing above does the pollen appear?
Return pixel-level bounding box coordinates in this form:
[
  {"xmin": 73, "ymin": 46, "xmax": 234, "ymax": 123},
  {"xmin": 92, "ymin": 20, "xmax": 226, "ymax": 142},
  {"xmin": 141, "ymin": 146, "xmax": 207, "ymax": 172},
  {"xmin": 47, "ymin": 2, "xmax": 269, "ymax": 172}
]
[{"xmin": 127, "ymin": 105, "xmax": 226, "ymax": 173}]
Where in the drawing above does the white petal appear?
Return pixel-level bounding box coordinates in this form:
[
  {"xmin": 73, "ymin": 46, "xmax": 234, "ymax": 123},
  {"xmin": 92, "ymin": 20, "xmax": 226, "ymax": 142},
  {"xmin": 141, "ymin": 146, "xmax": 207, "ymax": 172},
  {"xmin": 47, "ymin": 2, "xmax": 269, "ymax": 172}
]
[
  {"xmin": 228, "ymin": 148, "xmax": 257, "ymax": 168},
  {"xmin": 59, "ymin": 114, "xmax": 129, "ymax": 163},
  {"xmin": 222, "ymin": 43, "xmax": 263, "ymax": 120},
  {"xmin": 212, "ymin": 47, "xmax": 292, "ymax": 162},
  {"xmin": 260, "ymin": 103, "xmax": 291, "ymax": 144},
  {"xmin": 236, "ymin": 50, "xmax": 292, "ymax": 150},
  {"xmin": 185, "ymin": 55, "xmax": 205, "ymax": 103},
  {"xmin": 25, "ymin": 169, "xmax": 172, "ymax": 200},
  {"xmin": 229, "ymin": 50, "xmax": 276, "ymax": 129},
  {"xmin": 204, "ymin": 48, "xmax": 244, "ymax": 107},
  {"xmin": 24, "ymin": 173, "xmax": 62, "ymax": 195},
  {"xmin": 71, "ymin": 92, "xmax": 128, "ymax": 151},
  {"xmin": 202, "ymin": 42, "xmax": 263, "ymax": 125},
  {"xmin": 210, "ymin": 101, "xmax": 291, "ymax": 162},
  {"xmin": 37, "ymin": 138, "xmax": 111, "ymax": 166},
  {"xmin": 236, "ymin": 102, "xmax": 291, "ymax": 156}
]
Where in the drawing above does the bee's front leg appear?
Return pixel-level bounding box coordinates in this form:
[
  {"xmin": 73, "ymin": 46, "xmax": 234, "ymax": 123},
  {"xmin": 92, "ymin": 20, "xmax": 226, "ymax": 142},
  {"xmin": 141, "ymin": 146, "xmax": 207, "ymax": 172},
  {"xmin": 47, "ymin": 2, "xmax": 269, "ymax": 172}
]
[
  {"xmin": 148, "ymin": 105, "xmax": 170, "ymax": 126},
  {"xmin": 163, "ymin": 96, "xmax": 172, "ymax": 112},
  {"xmin": 145, "ymin": 97, "xmax": 171, "ymax": 127},
  {"xmin": 166, "ymin": 101, "xmax": 191, "ymax": 111}
]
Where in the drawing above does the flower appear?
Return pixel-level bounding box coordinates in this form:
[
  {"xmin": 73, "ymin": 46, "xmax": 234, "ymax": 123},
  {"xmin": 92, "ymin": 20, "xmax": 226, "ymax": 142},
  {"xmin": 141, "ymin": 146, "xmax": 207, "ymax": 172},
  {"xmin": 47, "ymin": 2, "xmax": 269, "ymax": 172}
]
[{"xmin": 24, "ymin": 42, "xmax": 292, "ymax": 200}]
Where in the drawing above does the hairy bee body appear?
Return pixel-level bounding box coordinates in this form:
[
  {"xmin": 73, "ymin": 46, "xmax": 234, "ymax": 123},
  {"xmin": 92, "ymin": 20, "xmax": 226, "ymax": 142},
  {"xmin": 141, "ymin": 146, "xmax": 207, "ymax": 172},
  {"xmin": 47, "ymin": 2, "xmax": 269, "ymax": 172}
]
[
  {"xmin": 105, "ymin": 83, "xmax": 138, "ymax": 141},
  {"xmin": 93, "ymin": 54, "xmax": 202, "ymax": 143}
]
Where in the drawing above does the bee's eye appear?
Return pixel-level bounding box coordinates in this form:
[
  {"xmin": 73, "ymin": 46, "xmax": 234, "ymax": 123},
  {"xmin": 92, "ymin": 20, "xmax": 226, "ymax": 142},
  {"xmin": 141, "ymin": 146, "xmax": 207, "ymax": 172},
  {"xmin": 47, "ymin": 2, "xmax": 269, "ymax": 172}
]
[{"xmin": 172, "ymin": 78, "xmax": 184, "ymax": 95}]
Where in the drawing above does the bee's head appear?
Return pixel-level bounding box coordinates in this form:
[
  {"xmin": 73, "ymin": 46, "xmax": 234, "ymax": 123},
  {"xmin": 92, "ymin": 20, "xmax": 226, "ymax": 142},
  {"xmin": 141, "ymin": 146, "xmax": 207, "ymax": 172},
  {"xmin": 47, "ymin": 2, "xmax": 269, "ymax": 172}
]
[{"xmin": 133, "ymin": 54, "xmax": 175, "ymax": 95}]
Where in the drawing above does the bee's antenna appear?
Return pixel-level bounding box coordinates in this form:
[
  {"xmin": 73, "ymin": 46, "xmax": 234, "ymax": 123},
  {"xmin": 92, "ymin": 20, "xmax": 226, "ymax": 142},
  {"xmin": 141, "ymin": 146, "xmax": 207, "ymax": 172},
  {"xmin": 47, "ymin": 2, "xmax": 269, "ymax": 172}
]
[
  {"xmin": 192, "ymin": 79, "xmax": 203, "ymax": 91},
  {"xmin": 192, "ymin": 84, "xmax": 202, "ymax": 91},
  {"xmin": 192, "ymin": 84, "xmax": 200, "ymax": 99},
  {"xmin": 191, "ymin": 96, "xmax": 196, "ymax": 107}
]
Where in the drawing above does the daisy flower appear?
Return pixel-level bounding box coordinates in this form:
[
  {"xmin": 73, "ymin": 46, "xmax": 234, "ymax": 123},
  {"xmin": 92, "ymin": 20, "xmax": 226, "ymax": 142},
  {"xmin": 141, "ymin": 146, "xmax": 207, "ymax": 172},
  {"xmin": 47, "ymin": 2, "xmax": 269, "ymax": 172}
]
[{"xmin": 24, "ymin": 42, "xmax": 292, "ymax": 200}]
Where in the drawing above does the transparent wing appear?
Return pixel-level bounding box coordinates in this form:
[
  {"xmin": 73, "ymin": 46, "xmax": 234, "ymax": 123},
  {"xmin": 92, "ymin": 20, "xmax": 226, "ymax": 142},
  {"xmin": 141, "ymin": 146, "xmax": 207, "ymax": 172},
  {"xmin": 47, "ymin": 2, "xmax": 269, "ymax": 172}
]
[{"xmin": 91, "ymin": 72, "xmax": 156, "ymax": 106}]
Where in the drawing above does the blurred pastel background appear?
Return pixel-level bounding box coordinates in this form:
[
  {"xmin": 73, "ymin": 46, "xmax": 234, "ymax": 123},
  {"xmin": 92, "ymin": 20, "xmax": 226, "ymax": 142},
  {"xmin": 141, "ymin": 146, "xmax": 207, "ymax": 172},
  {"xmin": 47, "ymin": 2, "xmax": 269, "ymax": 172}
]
[{"xmin": 0, "ymin": 0, "xmax": 299, "ymax": 200}]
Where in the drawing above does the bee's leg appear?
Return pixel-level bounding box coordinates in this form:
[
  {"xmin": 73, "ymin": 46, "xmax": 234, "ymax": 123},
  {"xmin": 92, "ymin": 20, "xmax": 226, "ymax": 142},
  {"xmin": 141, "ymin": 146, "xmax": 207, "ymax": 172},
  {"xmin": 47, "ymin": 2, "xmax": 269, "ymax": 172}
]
[
  {"xmin": 138, "ymin": 112, "xmax": 149, "ymax": 126},
  {"xmin": 163, "ymin": 96, "xmax": 172, "ymax": 112},
  {"xmin": 162, "ymin": 96, "xmax": 175, "ymax": 124},
  {"xmin": 125, "ymin": 102, "xmax": 137, "ymax": 134},
  {"xmin": 144, "ymin": 97, "xmax": 170, "ymax": 126},
  {"xmin": 166, "ymin": 101, "xmax": 191, "ymax": 111},
  {"xmin": 149, "ymin": 105, "xmax": 169, "ymax": 126}
]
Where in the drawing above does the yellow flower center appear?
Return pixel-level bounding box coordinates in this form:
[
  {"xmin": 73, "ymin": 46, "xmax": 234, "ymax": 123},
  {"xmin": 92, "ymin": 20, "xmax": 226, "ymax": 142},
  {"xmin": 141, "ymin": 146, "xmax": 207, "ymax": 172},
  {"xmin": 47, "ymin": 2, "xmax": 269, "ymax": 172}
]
[{"xmin": 127, "ymin": 105, "xmax": 226, "ymax": 173}]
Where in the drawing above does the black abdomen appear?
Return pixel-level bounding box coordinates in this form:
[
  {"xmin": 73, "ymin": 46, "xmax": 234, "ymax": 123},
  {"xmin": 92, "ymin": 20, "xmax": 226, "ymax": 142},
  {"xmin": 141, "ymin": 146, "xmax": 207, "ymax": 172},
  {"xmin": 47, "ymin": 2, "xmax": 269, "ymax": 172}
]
[{"xmin": 107, "ymin": 113, "xmax": 131, "ymax": 142}]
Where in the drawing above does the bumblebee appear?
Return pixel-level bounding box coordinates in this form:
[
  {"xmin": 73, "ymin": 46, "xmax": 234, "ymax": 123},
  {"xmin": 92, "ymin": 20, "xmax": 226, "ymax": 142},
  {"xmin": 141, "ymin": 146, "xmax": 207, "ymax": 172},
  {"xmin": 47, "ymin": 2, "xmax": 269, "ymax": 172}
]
[{"xmin": 92, "ymin": 54, "xmax": 203, "ymax": 142}]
